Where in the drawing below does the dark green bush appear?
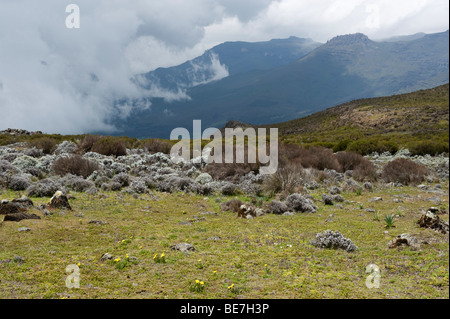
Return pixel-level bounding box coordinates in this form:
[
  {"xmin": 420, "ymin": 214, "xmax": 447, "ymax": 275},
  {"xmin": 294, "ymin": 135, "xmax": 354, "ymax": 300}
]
[
  {"xmin": 408, "ymin": 141, "xmax": 449, "ymax": 156},
  {"xmin": 91, "ymin": 136, "xmax": 127, "ymax": 157}
]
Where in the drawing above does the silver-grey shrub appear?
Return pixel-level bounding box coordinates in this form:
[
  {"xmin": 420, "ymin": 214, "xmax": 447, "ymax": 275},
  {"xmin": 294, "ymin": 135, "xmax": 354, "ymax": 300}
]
[{"xmin": 310, "ymin": 230, "xmax": 358, "ymax": 252}]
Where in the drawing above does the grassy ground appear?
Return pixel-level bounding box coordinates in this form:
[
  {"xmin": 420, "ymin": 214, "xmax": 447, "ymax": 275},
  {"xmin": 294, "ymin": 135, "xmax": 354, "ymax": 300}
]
[{"xmin": 0, "ymin": 182, "xmax": 448, "ymax": 299}]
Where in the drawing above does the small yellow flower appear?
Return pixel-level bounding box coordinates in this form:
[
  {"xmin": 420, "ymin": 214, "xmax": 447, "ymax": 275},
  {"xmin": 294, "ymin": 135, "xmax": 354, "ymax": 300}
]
[
  {"xmin": 213, "ymin": 271, "xmax": 217, "ymax": 274},
  {"xmin": 161, "ymin": 253, "xmax": 165, "ymax": 258},
  {"xmin": 77, "ymin": 263, "xmax": 81, "ymax": 267},
  {"xmin": 200, "ymin": 281, "xmax": 204, "ymax": 285},
  {"xmin": 195, "ymin": 280, "xmax": 200, "ymax": 284},
  {"xmin": 228, "ymin": 283, "xmax": 234, "ymax": 289},
  {"xmin": 126, "ymin": 254, "xmax": 129, "ymax": 259},
  {"xmin": 153, "ymin": 254, "xmax": 158, "ymax": 259},
  {"xmin": 139, "ymin": 246, "xmax": 143, "ymax": 249}
]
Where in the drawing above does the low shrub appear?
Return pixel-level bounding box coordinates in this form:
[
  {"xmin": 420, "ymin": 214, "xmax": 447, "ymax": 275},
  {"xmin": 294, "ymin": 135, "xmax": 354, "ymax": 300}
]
[
  {"xmin": 28, "ymin": 137, "xmax": 58, "ymax": 155},
  {"xmin": 52, "ymin": 155, "xmax": 99, "ymax": 179},
  {"xmin": 381, "ymin": 158, "xmax": 428, "ymax": 185},
  {"xmin": 7, "ymin": 175, "xmax": 31, "ymax": 191},
  {"xmin": 76, "ymin": 135, "xmax": 102, "ymax": 154},
  {"xmin": 142, "ymin": 139, "xmax": 172, "ymax": 154},
  {"xmin": 408, "ymin": 141, "xmax": 449, "ymax": 156},
  {"xmin": 285, "ymin": 193, "xmax": 318, "ymax": 213},
  {"xmin": 26, "ymin": 178, "xmax": 64, "ymax": 197},
  {"xmin": 262, "ymin": 164, "xmax": 304, "ymax": 196},
  {"xmin": 91, "ymin": 136, "xmax": 127, "ymax": 157}
]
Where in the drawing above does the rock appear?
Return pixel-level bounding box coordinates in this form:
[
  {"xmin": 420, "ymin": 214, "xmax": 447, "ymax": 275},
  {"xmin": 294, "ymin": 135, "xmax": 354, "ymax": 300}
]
[
  {"xmin": 18, "ymin": 227, "xmax": 31, "ymax": 232},
  {"xmin": 369, "ymin": 197, "xmax": 383, "ymax": 202},
  {"xmin": 48, "ymin": 191, "xmax": 72, "ymax": 210},
  {"xmin": 417, "ymin": 211, "xmax": 449, "ymax": 234},
  {"xmin": 363, "ymin": 182, "xmax": 373, "ymax": 192},
  {"xmin": 237, "ymin": 204, "xmax": 266, "ymax": 219},
  {"xmin": 282, "ymin": 212, "xmax": 296, "ymax": 216},
  {"xmin": 100, "ymin": 253, "xmax": 114, "ymax": 261},
  {"xmin": 364, "ymin": 208, "xmax": 377, "ymax": 213},
  {"xmin": 88, "ymin": 220, "xmax": 108, "ymax": 226},
  {"xmin": 428, "ymin": 207, "xmax": 447, "ymax": 215},
  {"xmin": 417, "ymin": 184, "xmax": 429, "ymax": 191},
  {"xmin": 11, "ymin": 196, "xmax": 34, "ymax": 209},
  {"xmin": 171, "ymin": 243, "xmax": 195, "ymax": 252},
  {"xmin": 207, "ymin": 236, "xmax": 222, "ymax": 241},
  {"xmin": 2, "ymin": 212, "xmax": 41, "ymax": 222},
  {"xmin": 200, "ymin": 212, "xmax": 218, "ymax": 216},
  {"xmin": 388, "ymin": 233, "xmax": 420, "ymax": 250}
]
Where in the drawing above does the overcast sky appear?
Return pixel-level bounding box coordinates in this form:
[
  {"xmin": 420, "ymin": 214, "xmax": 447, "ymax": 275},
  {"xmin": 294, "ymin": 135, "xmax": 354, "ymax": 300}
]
[{"xmin": 0, "ymin": 0, "xmax": 448, "ymax": 134}]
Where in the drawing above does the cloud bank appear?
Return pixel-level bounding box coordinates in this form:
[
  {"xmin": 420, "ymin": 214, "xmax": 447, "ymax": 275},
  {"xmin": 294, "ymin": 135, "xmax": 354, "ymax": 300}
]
[{"xmin": 0, "ymin": 0, "xmax": 448, "ymax": 134}]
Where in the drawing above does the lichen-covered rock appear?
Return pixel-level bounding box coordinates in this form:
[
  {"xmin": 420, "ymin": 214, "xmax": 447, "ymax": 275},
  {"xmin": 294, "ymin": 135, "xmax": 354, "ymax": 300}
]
[
  {"xmin": 417, "ymin": 211, "xmax": 449, "ymax": 234},
  {"xmin": 171, "ymin": 243, "xmax": 195, "ymax": 252},
  {"xmin": 388, "ymin": 233, "xmax": 420, "ymax": 250},
  {"xmin": 237, "ymin": 204, "xmax": 266, "ymax": 219},
  {"xmin": 48, "ymin": 191, "xmax": 72, "ymax": 210},
  {"xmin": 311, "ymin": 230, "xmax": 358, "ymax": 252}
]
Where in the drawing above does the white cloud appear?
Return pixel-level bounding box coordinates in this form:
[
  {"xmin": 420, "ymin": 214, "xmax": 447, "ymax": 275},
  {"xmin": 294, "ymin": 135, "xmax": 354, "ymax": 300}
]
[{"xmin": 0, "ymin": 0, "xmax": 448, "ymax": 135}]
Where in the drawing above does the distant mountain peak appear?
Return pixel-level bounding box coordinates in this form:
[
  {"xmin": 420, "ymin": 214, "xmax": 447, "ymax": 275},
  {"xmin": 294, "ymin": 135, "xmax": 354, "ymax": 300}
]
[{"xmin": 325, "ymin": 33, "xmax": 372, "ymax": 47}]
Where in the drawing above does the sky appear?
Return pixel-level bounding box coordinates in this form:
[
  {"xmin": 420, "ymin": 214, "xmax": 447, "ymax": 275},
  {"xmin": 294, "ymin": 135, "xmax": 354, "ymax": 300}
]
[{"xmin": 0, "ymin": 0, "xmax": 448, "ymax": 134}]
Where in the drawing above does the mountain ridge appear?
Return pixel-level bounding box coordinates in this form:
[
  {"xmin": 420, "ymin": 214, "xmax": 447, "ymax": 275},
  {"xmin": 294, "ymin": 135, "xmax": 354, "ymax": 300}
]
[{"xmin": 118, "ymin": 30, "xmax": 449, "ymax": 139}]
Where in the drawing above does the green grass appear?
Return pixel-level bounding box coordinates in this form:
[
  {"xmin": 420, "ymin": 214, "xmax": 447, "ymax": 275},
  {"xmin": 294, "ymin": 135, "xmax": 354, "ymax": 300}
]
[{"xmin": 0, "ymin": 182, "xmax": 448, "ymax": 299}]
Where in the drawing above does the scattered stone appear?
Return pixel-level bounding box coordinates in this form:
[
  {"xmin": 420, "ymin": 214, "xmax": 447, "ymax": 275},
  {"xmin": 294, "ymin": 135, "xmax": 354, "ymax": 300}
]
[
  {"xmin": 363, "ymin": 182, "xmax": 373, "ymax": 192},
  {"xmin": 18, "ymin": 227, "xmax": 31, "ymax": 232},
  {"xmin": 100, "ymin": 253, "xmax": 114, "ymax": 261},
  {"xmin": 88, "ymin": 220, "xmax": 108, "ymax": 226},
  {"xmin": 417, "ymin": 211, "xmax": 449, "ymax": 234},
  {"xmin": 428, "ymin": 207, "xmax": 447, "ymax": 215},
  {"xmin": 369, "ymin": 197, "xmax": 383, "ymax": 202},
  {"xmin": 2, "ymin": 212, "xmax": 41, "ymax": 222},
  {"xmin": 11, "ymin": 196, "xmax": 34, "ymax": 209},
  {"xmin": 393, "ymin": 198, "xmax": 404, "ymax": 203},
  {"xmin": 200, "ymin": 212, "xmax": 218, "ymax": 216},
  {"xmin": 171, "ymin": 243, "xmax": 195, "ymax": 252},
  {"xmin": 364, "ymin": 208, "xmax": 377, "ymax": 213},
  {"xmin": 207, "ymin": 236, "xmax": 222, "ymax": 241},
  {"xmin": 178, "ymin": 221, "xmax": 193, "ymax": 226},
  {"xmin": 282, "ymin": 212, "xmax": 296, "ymax": 216},
  {"xmin": 43, "ymin": 209, "xmax": 52, "ymax": 216},
  {"xmin": 48, "ymin": 191, "xmax": 72, "ymax": 210},
  {"xmin": 388, "ymin": 233, "xmax": 420, "ymax": 250},
  {"xmin": 417, "ymin": 184, "xmax": 429, "ymax": 190},
  {"xmin": 237, "ymin": 204, "xmax": 265, "ymax": 219}
]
